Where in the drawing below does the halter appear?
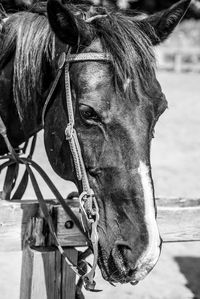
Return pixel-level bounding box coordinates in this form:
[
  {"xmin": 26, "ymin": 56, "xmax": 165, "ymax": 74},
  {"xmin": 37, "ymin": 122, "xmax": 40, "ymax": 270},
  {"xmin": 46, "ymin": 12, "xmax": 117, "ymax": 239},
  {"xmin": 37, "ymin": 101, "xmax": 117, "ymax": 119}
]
[{"xmin": 42, "ymin": 48, "xmax": 111, "ymax": 290}]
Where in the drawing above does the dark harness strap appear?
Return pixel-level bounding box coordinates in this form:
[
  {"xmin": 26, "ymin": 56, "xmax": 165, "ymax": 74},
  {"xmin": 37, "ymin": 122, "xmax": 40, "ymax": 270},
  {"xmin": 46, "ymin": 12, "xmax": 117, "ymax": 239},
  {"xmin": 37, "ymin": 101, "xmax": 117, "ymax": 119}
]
[
  {"xmin": 11, "ymin": 135, "xmax": 37, "ymax": 200},
  {"xmin": 0, "ymin": 115, "xmax": 88, "ymax": 237},
  {"xmin": 1, "ymin": 162, "xmax": 19, "ymax": 200},
  {"xmin": 0, "ymin": 134, "xmax": 37, "ymax": 200}
]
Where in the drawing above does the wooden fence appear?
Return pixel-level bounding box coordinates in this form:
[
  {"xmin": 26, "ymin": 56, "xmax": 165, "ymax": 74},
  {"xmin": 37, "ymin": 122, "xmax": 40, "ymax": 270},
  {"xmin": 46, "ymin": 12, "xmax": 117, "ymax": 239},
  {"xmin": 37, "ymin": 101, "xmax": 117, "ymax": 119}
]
[
  {"xmin": 156, "ymin": 47, "xmax": 200, "ymax": 72},
  {"xmin": 0, "ymin": 197, "xmax": 200, "ymax": 298}
]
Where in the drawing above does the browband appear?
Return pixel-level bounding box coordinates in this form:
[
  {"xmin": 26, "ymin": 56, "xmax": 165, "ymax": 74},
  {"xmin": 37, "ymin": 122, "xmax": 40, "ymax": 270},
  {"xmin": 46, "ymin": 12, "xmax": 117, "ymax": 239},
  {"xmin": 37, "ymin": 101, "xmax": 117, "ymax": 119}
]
[{"xmin": 42, "ymin": 51, "xmax": 111, "ymax": 126}]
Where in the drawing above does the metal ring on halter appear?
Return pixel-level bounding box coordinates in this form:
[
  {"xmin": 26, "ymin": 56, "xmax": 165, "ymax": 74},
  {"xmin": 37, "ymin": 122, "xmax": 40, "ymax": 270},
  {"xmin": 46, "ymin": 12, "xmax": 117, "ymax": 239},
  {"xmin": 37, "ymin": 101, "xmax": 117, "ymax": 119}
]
[
  {"xmin": 79, "ymin": 190, "xmax": 97, "ymax": 221},
  {"xmin": 78, "ymin": 191, "xmax": 100, "ymax": 292},
  {"xmin": 79, "ymin": 191, "xmax": 95, "ymax": 233},
  {"xmin": 82, "ymin": 197, "xmax": 100, "ymax": 291}
]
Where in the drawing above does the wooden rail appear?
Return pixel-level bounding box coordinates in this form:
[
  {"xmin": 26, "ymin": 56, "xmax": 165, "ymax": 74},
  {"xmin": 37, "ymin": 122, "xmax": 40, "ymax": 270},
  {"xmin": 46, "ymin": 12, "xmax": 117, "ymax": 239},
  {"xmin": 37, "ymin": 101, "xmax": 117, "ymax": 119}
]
[
  {"xmin": 0, "ymin": 197, "xmax": 200, "ymax": 298},
  {"xmin": 156, "ymin": 197, "xmax": 200, "ymax": 242},
  {"xmin": 0, "ymin": 197, "xmax": 200, "ymax": 250}
]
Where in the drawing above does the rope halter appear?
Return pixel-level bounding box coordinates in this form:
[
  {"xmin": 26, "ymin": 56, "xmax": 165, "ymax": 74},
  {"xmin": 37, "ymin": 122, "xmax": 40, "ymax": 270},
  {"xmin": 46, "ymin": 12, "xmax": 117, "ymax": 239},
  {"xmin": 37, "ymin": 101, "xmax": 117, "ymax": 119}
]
[{"xmin": 42, "ymin": 48, "xmax": 111, "ymax": 291}]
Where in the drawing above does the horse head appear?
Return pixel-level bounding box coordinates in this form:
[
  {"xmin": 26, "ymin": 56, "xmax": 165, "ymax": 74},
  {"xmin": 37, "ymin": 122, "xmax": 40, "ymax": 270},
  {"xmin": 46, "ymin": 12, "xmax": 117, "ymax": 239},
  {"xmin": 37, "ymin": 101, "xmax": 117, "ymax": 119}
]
[{"xmin": 43, "ymin": 0, "xmax": 191, "ymax": 284}]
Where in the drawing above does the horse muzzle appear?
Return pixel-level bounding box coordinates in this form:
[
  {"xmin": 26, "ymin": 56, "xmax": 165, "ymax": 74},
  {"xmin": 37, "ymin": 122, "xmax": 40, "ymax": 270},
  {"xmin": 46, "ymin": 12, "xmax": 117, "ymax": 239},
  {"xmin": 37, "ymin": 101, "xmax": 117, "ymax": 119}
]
[{"xmin": 98, "ymin": 231, "xmax": 162, "ymax": 285}]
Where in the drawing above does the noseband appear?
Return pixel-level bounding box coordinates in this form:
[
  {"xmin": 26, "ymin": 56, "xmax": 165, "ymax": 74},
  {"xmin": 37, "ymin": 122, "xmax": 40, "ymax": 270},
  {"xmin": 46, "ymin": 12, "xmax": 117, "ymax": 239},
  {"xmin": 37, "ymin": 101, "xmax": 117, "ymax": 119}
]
[{"xmin": 42, "ymin": 49, "xmax": 111, "ymax": 290}]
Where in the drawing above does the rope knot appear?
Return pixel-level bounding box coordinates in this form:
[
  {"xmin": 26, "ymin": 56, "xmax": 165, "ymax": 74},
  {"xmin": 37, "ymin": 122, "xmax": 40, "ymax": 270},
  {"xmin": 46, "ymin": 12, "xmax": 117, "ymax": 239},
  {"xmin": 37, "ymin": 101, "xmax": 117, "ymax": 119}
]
[{"xmin": 65, "ymin": 122, "xmax": 74, "ymax": 140}]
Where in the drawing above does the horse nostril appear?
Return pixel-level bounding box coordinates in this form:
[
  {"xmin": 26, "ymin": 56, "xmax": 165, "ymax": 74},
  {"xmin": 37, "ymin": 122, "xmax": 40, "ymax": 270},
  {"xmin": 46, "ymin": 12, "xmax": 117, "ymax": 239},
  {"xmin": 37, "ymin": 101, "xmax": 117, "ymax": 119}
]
[
  {"xmin": 88, "ymin": 167, "xmax": 102, "ymax": 177},
  {"xmin": 115, "ymin": 240, "xmax": 132, "ymax": 251},
  {"xmin": 114, "ymin": 240, "xmax": 134, "ymax": 262}
]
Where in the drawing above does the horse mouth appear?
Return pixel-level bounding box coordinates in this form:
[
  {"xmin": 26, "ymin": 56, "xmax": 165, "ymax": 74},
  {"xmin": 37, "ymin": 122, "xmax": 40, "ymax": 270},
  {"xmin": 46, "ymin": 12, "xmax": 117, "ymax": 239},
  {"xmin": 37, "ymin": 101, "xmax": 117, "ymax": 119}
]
[
  {"xmin": 97, "ymin": 240, "xmax": 161, "ymax": 285},
  {"xmin": 97, "ymin": 244, "xmax": 140, "ymax": 284}
]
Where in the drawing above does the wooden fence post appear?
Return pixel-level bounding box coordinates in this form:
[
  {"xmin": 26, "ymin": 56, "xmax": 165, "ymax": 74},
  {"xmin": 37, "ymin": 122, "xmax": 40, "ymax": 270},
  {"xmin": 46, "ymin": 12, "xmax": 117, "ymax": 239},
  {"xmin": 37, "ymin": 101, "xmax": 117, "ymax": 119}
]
[{"xmin": 19, "ymin": 246, "xmax": 78, "ymax": 299}]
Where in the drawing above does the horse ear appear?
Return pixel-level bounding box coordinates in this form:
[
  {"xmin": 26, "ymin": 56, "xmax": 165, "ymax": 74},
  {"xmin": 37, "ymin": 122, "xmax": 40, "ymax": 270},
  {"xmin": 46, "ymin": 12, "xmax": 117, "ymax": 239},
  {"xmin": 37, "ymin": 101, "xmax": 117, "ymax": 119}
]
[
  {"xmin": 142, "ymin": 0, "xmax": 191, "ymax": 45},
  {"xmin": 47, "ymin": 0, "xmax": 93, "ymax": 46}
]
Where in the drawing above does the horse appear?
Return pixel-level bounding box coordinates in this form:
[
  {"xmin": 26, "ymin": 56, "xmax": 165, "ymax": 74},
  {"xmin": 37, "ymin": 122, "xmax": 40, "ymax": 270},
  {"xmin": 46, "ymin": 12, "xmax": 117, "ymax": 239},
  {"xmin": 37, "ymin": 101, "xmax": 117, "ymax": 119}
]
[{"xmin": 0, "ymin": 0, "xmax": 191, "ymax": 287}]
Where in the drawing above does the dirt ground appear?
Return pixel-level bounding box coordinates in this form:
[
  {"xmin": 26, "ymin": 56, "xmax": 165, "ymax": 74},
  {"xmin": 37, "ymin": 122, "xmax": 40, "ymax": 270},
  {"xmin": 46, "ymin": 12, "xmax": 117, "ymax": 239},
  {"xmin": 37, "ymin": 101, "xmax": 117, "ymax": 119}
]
[{"xmin": 0, "ymin": 71, "xmax": 200, "ymax": 298}]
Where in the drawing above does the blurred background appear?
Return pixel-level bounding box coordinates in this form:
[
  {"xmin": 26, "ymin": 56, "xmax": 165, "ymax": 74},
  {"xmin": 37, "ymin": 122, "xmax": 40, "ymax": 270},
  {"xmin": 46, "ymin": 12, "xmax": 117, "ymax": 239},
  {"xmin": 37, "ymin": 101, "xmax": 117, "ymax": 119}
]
[{"xmin": 0, "ymin": 0, "xmax": 200, "ymax": 298}]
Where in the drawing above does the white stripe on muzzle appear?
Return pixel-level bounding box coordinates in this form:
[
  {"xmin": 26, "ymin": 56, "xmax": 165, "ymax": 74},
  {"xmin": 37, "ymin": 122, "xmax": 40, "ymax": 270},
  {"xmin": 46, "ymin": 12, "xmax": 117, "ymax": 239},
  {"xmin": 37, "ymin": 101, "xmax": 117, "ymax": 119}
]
[{"xmin": 134, "ymin": 161, "xmax": 161, "ymax": 281}]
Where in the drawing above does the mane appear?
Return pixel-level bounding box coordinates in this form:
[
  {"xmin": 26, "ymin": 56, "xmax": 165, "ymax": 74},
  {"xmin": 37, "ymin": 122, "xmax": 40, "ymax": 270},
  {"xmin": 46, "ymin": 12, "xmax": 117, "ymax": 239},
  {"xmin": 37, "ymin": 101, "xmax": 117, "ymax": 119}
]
[
  {"xmin": 0, "ymin": 2, "xmax": 158, "ymax": 127},
  {"xmin": 0, "ymin": 10, "xmax": 54, "ymax": 127}
]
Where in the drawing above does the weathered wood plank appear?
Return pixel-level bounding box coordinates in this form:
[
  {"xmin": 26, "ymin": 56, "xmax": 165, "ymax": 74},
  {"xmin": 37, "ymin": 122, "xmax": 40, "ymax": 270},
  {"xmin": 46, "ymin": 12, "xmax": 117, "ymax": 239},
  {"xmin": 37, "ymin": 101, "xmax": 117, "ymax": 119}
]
[
  {"xmin": 156, "ymin": 197, "xmax": 200, "ymax": 208},
  {"xmin": 0, "ymin": 198, "xmax": 200, "ymax": 251},
  {"xmin": 61, "ymin": 248, "xmax": 78, "ymax": 299},
  {"xmin": 156, "ymin": 198, "xmax": 200, "ymax": 242},
  {"xmin": 19, "ymin": 246, "xmax": 78, "ymax": 299},
  {"xmin": 20, "ymin": 246, "xmax": 61, "ymax": 299}
]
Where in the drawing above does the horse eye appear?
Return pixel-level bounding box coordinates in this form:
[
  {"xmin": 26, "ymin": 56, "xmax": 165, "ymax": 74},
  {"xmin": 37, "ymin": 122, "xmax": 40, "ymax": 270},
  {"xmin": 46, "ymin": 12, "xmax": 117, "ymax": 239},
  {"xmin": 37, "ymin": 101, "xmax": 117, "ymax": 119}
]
[{"xmin": 79, "ymin": 105, "xmax": 99, "ymax": 121}]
